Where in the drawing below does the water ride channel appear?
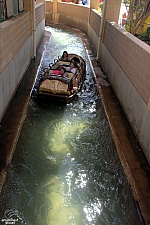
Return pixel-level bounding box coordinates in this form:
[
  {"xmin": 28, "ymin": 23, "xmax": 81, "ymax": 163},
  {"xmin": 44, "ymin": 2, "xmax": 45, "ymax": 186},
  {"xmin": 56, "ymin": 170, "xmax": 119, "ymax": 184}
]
[{"xmin": 0, "ymin": 24, "xmax": 145, "ymax": 225}]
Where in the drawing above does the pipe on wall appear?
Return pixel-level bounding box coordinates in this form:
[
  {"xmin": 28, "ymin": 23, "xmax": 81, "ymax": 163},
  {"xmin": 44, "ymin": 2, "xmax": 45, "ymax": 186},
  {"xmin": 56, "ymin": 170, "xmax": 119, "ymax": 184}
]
[
  {"xmin": 32, "ymin": 0, "xmax": 36, "ymax": 58},
  {"xmin": 96, "ymin": 0, "xmax": 107, "ymax": 60}
]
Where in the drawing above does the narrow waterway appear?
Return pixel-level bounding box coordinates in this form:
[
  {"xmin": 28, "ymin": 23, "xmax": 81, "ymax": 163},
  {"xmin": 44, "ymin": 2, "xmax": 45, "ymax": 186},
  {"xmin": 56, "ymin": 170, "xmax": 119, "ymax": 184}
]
[{"xmin": 0, "ymin": 25, "xmax": 143, "ymax": 225}]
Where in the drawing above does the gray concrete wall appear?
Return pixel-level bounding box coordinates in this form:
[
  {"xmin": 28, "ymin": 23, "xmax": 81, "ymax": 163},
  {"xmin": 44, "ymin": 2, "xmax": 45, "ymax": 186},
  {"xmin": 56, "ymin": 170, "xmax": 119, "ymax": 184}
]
[
  {"xmin": 46, "ymin": 2, "xmax": 90, "ymax": 33},
  {"xmin": 101, "ymin": 21, "xmax": 150, "ymax": 165},
  {"xmin": 36, "ymin": 19, "xmax": 45, "ymax": 48},
  {"xmin": 101, "ymin": 43, "xmax": 150, "ymax": 164},
  {"xmin": 87, "ymin": 25, "xmax": 99, "ymax": 52},
  {"xmin": 0, "ymin": 37, "xmax": 32, "ymax": 122},
  {"xmin": 46, "ymin": 12, "xmax": 89, "ymax": 33},
  {"xmin": 0, "ymin": 14, "xmax": 45, "ymax": 122}
]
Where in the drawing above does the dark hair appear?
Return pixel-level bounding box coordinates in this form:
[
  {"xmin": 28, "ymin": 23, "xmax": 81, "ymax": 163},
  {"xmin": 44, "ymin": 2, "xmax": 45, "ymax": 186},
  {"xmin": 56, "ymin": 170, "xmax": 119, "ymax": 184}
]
[
  {"xmin": 60, "ymin": 67, "xmax": 66, "ymax": 72},
  {"xmin": 70, "ymin": 62, "xmax": 75, "ymax": 67},
  {"xmin": 62, "ymin": 51, "xmax": 68, "ymax": 58},
  {"xmin": 71, "ymin": 56, "xmax": 80, "ymax": 64},
  {"xmin": 71, "ymin": 57, "xmax": 80, "ymax": 68}
]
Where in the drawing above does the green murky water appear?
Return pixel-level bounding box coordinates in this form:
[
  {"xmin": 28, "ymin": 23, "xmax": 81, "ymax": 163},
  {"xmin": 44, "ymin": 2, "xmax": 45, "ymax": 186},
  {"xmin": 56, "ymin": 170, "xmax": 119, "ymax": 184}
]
[{"xmin": 0, "ymin": 25, "xmax": 143, "ymax": 225}]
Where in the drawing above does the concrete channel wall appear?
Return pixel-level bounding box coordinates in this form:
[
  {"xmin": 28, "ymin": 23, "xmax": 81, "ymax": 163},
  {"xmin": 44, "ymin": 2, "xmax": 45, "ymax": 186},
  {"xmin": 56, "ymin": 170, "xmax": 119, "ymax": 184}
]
[
  {"xmin": 101, "ymin": 21, "xmax": 150, "ymax": 165},
  {"xmin": 45, "ymin": 2, "xmax": 150, "ymax": 165},
  {"xmin": 0, "ymin": 4, "xmax": 45, "ymax": 122}
]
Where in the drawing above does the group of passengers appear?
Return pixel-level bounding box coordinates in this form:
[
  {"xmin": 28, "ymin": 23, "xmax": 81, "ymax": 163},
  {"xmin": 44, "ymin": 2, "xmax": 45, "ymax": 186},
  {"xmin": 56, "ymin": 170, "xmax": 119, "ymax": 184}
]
[
  {"xmin": 49, "ymin": 51, "xmax": 78, "ymax": 75},
  {"xmin": 48, "ymin": 51, "xmax": 80, "ymax": 92},
  {"xmin": 60, "ymin": 51, "xmax": 80, "ymax": 67}
]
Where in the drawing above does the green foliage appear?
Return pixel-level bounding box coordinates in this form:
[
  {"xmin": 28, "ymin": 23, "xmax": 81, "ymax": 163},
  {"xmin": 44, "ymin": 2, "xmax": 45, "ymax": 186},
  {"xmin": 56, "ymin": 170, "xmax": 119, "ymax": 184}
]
[
  {"xmin": 98, "ymin": 2, "xmax": 104, "ymax": 14},
  {"xmin": 123, "ymin": 0, "xmax": 150, "ymax": 35},
  {"xmin": 138, "ymin": 26, "xmax": 150, "ymax": 44}
]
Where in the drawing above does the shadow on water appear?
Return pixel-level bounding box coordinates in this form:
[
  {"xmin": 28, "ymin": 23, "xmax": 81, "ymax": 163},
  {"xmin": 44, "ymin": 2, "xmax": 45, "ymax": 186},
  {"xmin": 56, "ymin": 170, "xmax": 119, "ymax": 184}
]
[{"xmin": 0, "ymin": 25, "xmax": 144, "ymax": 225}]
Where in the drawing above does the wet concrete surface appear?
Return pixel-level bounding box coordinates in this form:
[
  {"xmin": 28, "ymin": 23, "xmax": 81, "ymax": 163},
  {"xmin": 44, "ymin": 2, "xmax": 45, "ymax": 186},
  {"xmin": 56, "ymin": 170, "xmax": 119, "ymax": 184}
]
[{"xmin": 0, "ymin": 28, "xmax": 150, "ymax": 224}]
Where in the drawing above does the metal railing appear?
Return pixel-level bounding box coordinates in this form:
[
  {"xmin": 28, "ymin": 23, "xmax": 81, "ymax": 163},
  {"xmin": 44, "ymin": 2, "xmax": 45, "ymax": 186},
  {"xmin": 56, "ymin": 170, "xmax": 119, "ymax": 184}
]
[
  {"xmin": 0, "ymin": 0, "xmax": 7, "ymax": 22},
  {"xmin": 0, "ymin": 0, "xmax": 24, "ymax": 23}
]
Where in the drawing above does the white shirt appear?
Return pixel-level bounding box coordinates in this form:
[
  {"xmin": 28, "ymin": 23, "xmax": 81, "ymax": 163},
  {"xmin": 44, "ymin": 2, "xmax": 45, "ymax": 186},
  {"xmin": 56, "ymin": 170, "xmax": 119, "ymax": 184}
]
[{"xmin": 66, "ymin": 67, "xmax": 76, "ymax": 74}]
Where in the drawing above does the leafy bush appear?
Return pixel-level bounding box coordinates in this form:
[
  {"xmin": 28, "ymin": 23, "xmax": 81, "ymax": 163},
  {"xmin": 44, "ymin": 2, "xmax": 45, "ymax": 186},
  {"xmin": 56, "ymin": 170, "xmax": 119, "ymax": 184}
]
[
  {"xmin": 98, "ymin": 3, "xmax": 103, "ymax": 14},
  {"xmin": 138, "ymin": 27, "xmax": 150, "ymax": 45}
]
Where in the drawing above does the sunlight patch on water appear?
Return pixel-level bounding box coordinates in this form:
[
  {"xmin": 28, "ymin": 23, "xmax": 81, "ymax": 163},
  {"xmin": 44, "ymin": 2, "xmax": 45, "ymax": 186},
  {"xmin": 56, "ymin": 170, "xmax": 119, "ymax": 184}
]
[
  {"xmin": 36, "ymin": 174, "xmax": 83, "ymax": 225},
  {"xmin": 75, "ymin": 171, "xmax": 87, "ymax": 189},
  {"xmin": 83, "ymin": 199, "xmax": 102, "ymax": 222},
  {"xmin": 45, "ymin": 117, "xmax": 88, "ymax": 155}
]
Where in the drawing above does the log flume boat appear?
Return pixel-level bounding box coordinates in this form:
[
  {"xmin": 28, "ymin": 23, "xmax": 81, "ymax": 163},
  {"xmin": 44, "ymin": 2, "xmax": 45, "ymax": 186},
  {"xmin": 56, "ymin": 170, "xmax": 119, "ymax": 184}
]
[{"xmin": 32, "ymin": 53, "xmax": 86, "ymax": 103}]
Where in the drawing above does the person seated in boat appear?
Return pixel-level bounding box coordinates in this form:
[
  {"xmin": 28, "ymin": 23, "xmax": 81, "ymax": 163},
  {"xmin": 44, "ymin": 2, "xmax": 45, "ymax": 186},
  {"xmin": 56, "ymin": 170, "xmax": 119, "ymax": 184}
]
[
  {"xmin": 71, "ymin": 56, "xmax": 80, "ymax": 68},
  {"xmin": 72, "ymin": 75, "xmax": 79, "ymax": 93},
  {"xmin": 66, "ymin": 62, "xmax": 76, "ymax": 74},
  {"xmin": 59, "ymin": 67, "xmax": 68, "ymax": 77},
  {"xmin": 49, "ymin": 67, "xmax": 68, "ymax": 77},
  {"xmin": 60, "ymin": 51, "xmax": 69, "ymax": 61}
]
